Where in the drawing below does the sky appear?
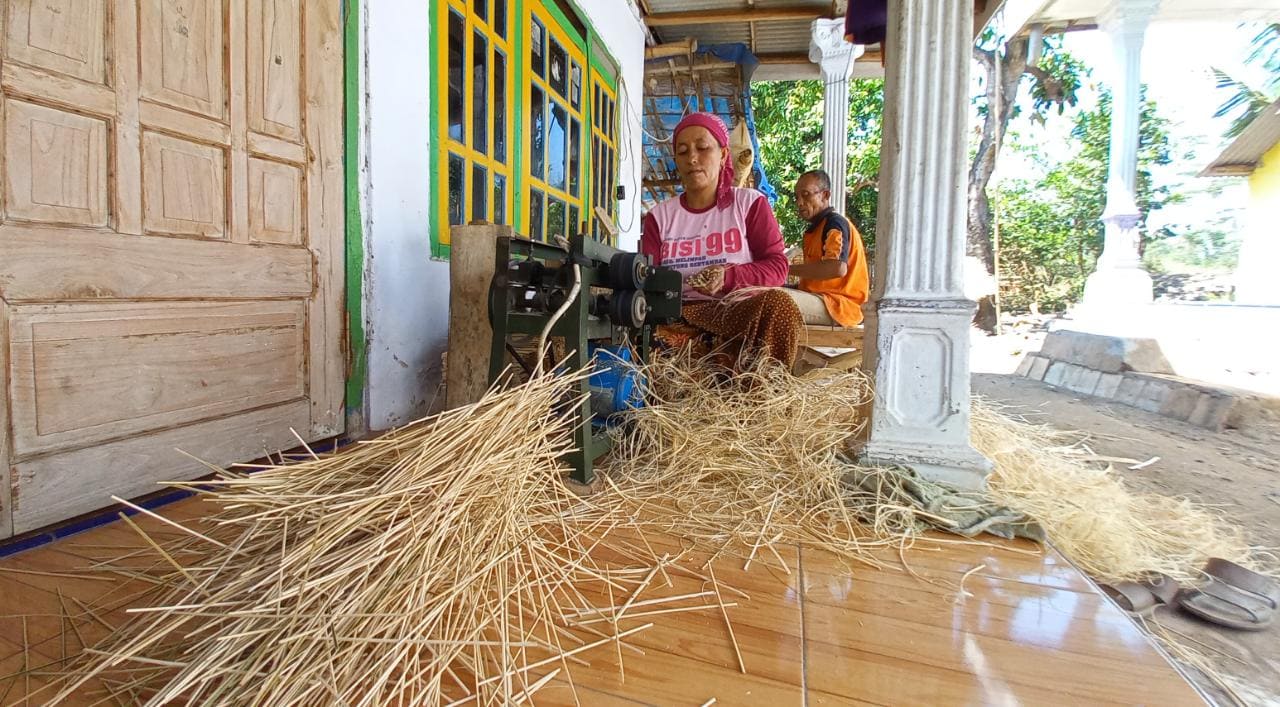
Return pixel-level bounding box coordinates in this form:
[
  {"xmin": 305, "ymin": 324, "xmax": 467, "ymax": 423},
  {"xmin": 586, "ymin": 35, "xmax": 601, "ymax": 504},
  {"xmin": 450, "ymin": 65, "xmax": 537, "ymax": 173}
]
[{"xmin": 992, "ymin": 20, "xmax": 1269, "ymax": 237}]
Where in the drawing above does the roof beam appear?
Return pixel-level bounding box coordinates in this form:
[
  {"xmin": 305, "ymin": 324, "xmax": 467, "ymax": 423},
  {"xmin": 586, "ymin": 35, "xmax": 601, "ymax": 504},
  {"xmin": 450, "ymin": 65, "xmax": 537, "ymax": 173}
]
[
  {"xmin": 644, "ymin": 7, "xmax": 831, "ymax": 27},
  {"xmin": 756, "ymin": 49, "xmax": 882, "ymax": 64}
]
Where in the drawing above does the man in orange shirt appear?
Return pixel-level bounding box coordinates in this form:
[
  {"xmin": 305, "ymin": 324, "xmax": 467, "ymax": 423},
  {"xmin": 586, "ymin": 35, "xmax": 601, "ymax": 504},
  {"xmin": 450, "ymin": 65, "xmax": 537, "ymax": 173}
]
[{"xmin": 784, "ymin": 170, "xmax": 870, "ymax": 327}]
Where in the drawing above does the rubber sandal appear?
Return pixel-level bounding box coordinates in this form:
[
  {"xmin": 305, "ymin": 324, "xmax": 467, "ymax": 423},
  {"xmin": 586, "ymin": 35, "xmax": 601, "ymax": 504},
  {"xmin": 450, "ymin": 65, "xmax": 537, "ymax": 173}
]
[
  {"xmin": 1100, "ymin": 573, "xmax": 1179, "ymax": 617},
  {"xmin": 1177, "ymin": 558, "xmax": 1280, "ymax": 631}
]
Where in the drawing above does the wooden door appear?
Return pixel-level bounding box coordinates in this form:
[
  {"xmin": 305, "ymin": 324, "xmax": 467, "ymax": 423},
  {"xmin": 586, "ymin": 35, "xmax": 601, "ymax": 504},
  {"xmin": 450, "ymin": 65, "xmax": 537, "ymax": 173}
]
[{"xmin": 0, "ymin": 0, "xmax": 344, "ymax": 537}]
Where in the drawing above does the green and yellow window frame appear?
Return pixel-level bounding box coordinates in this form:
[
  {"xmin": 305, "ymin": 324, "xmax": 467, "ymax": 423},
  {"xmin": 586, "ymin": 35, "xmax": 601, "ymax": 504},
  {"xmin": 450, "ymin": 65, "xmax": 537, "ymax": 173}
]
[{"xmin": 432, "ymin": 0, "xmax": 620, "ymax": 257}]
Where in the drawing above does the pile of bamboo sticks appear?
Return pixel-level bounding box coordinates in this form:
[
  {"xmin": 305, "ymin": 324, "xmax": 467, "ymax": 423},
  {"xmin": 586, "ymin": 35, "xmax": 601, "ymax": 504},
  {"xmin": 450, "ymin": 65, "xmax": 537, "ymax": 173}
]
[
  {"xmin": 41, "ymin": 373, "xmax": 729, "ymax": 705},
  {"xmin": 597, "ymin": 353, "xmax": 940, "ymax": 574}
]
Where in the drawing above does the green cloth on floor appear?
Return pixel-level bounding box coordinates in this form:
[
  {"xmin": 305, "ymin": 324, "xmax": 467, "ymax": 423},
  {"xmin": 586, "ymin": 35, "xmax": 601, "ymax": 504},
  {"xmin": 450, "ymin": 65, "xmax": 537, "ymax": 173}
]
[{"xmin": 843, "ymin": 460, "xmax": 1045, "ymax": 542}]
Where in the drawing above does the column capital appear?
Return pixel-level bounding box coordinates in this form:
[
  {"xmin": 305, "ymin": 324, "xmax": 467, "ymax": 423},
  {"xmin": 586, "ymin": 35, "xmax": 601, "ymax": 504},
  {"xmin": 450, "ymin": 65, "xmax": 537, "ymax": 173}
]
[
  {"xmin": 1097, "ymin": 0, "xmax": 1160, "ymax": 37},
  {"xmin": 809, "ymin": 17, "xmax": 861, "ymax": 80}
]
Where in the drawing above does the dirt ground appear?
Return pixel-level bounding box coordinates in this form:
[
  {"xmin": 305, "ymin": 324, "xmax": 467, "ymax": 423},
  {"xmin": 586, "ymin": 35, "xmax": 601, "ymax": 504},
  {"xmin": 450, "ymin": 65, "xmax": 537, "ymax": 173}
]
[{"xmin": 972, "ymin": 371, "xmax": 1280, "ymax": 706}]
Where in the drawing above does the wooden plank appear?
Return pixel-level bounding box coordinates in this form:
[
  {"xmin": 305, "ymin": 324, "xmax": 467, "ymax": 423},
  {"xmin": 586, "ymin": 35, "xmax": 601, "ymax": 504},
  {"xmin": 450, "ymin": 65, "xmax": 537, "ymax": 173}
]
[
  {"xmin": 0, "ymin": 301, "xmax": 11, "ymax": 539},
  {"xmin": 248, "ymin": 131, "xmax": 307, "ymax": 165},
  {"xmin": 1, "ymin": 62, "xmax": 115, "ymax": 116},
  {"xmin": 802, "ymin": 325, "xmax": 864, "ymax": 349},
  {"xmin": 229, "ymin": 0, "xmax": 251, "ymax": 244},
  {"xmin": 0, "ymin": 224, "xmax": 313, "ymax": 301},
  {"xmin": 305, "ymin": 0, "xmax": 347, "ymax": 438},
  {"xmin": 643, "ymin": 38, "xmax": 696, "ymax": 61},
  {"xmin": 11, "ymin": 400, "xmax": 310, "ymax": 534},
  {"xmin": 114, "ymin": 0, "xmax": 143, "ymax": 234},
  {"xmin": 139, "ymin": 101, "xmax": 232, "ymax": 146},
  {"xmin": 446, "ymin": 226, "xmax": 511, "ymax": 409},
  {"xmin": 8, "ymin": 301, "xmax": 307, "ymax": 458},
  {"xmin": 643, "ymin": 8, "xmax": 829, "ymax": 27}
]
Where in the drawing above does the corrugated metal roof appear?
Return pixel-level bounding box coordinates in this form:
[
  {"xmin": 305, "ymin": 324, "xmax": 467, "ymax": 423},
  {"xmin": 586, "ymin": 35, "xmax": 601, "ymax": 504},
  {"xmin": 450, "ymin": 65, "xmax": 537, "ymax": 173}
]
[
  {"xmin": 1202, "ymin": 99, "xmax": 1280, "ymax": 177},
  {"xmin": 641, "ymin": 0, "xmax": 833, "ymax": 58},
  {"xmin": 1029, "ymin": 0, "xmax": 1280, "ymax": 25}
]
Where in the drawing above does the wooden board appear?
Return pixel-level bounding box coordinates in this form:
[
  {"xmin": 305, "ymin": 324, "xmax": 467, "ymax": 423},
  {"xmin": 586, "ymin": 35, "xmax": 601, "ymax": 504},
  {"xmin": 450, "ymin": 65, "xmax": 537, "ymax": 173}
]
[
  {"xmin": 446, "ymin": 225, "xmax": 513, "ymax": 409},
  {"xmin": 802, "ymin": 325, "xmax": 865, "ymax": 349},
  {"xmin": 0, "ymin": 0, "xmax": 344, "ymax": 536}
]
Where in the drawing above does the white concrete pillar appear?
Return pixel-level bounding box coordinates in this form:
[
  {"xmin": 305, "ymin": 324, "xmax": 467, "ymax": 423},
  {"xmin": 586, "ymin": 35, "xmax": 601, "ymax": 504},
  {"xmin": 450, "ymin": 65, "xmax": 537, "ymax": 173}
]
[
  {"xmin": 1082, "ymin": 0, "xmax": 1160, "ymax": 310},
  {"xmin": 860, "ymin": 0, "xmax": 990, "ymax": 489},
  {"xmin": 809, "ymin": 18, "xmax": 861, "ymax": 214}
]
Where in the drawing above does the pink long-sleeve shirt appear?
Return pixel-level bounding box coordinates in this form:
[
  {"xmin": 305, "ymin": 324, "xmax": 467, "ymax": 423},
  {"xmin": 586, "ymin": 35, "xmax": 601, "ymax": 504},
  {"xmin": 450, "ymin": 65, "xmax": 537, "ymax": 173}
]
[{"xmin": 640, "ymin": 187, "xmax": 789, "ymax": 301}]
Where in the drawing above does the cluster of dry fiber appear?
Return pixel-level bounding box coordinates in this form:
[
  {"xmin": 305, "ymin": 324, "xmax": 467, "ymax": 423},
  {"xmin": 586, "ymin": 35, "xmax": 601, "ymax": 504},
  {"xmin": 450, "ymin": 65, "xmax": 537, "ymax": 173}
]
[
  {"xmin": 42, "ymin": 374, "xmax": 691, "ymax": 705},
  {"xmin": 972, "ymin": 403, "xmax": 1257, "ymax": 583},
  {"xmin": 24, "ymin": 355, "xmax": 1261, "ymax": 704}
]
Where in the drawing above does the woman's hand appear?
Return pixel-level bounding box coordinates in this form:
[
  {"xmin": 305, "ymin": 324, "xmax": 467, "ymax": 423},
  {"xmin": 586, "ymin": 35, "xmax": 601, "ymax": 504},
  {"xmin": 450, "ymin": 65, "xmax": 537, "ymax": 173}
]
[{"xmin": 688, "ymin": 265, "xmax": 727, "ymax": 296}]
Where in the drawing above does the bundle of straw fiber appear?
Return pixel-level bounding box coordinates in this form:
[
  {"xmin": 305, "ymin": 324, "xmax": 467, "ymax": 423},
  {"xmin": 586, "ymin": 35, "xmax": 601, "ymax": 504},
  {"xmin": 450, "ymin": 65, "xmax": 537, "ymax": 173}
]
[
  {"xmin": 45, "ymin": 373, "xmax": 672, "ymax": 706},
  {"xmin": 971, "ymin": 402, "xmax": 1257, "ymax": 584},
  {"xmin": 599, "ymin": 353, "xmax": 942, "ymax": 571}
]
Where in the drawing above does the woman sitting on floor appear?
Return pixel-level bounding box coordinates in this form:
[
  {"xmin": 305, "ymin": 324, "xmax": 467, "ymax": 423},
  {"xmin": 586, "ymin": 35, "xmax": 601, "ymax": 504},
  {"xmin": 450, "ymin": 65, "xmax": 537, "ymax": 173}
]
[{"xmin": 640, "ymin": 112, "xmax": 802, "ymax": 368}]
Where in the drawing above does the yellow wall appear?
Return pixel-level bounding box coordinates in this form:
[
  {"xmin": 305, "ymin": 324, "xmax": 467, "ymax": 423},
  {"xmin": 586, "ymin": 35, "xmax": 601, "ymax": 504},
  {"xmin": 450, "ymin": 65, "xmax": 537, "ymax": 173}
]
[
  {"xmin": 1250, "ymin": 141, "xmax": 1280, "ymax": 205},
  {"xmin": 1237, "ymin": 142, "xmax": 1280, "ymax": 304}
]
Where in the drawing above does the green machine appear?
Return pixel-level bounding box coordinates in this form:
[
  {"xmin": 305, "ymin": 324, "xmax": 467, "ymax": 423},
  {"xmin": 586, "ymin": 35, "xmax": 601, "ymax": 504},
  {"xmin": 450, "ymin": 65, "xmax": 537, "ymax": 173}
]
[{"xmin": 487, "ymin": 234, "xmax": 682, "ymax": 483}]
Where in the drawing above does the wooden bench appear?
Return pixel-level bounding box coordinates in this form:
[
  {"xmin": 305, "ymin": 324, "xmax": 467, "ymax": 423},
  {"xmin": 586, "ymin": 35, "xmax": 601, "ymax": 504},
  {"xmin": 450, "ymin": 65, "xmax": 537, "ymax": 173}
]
[{"xmin": 796, "ymin": 324, "xmax": 865, "ymax": 374}]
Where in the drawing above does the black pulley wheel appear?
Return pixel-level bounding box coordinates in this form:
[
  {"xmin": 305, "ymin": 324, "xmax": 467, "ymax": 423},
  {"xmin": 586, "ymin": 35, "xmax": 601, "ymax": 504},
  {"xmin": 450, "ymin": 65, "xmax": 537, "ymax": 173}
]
[
  {"xmin": 609, "ymin": 290, "xmax": 649, "ymax": 328},
  {"xmin": 609, "ymin": 252, "xmax": 648, "ymax": 290}
]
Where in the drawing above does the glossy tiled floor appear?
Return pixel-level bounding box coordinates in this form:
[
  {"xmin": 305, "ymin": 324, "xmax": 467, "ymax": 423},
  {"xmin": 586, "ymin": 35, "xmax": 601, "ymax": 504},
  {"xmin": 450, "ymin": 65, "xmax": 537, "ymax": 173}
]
[{"xmin": 0, "ymin": 498, "xmax": 1203, "ymax": 706}]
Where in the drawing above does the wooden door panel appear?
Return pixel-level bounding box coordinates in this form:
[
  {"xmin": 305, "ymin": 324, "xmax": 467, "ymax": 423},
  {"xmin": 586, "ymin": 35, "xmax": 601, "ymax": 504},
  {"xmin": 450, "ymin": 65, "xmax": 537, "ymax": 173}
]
[
  {"xmin": 3, "ymin": 99, "xmax": 109, "ymax": 227},
  {"xmin": 0, "ymin": 0, "xmax": 344, "ymax": 538},
  {"xmin": 248, "ymin": 157, "xmax": 304, "ymax": 245},
  {"xmin": 8, "ymin": 301, "xmax": 307, "ymax": 457},
  {"xmin": 139, "ymin": 0, "xmax": 226, "ymax": 119},
  {"xmin": 11, "ymin": 400, "xmax": 310, "ymax": 534},
  {"xmin": 0, "ymin": 225, "xmax": 314, "ymax": 300},
  {"xmin": 248, "ymin": 0, "xmax": 302, "ymax": 142},
  {"xmin": 141, "ymin": 131, "xmax": 228, "ymax": 238},
  {"xmin": 4, "ymin": 0, "xmax": 108, "ymax": 84}
]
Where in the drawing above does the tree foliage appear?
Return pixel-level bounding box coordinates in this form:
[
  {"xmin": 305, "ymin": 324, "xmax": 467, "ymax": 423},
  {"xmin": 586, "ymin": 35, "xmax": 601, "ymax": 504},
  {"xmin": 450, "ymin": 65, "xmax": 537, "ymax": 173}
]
[
  {"xmin": 751, "ymin": 79, "xmax": 884, "ymax": 249},
  {"xmin": 1213, "ymin": 24, "xmax": 1280, "ymax": 138},
  {"xmin": 995, "ymin": 91, "xmax": 1176, "ymax": 312}
]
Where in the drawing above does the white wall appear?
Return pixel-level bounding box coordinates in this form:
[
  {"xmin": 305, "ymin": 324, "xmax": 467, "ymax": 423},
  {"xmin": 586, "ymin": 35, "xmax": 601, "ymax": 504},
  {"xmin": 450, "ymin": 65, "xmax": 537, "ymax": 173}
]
[
  {"xmin": 578, "ymin": 0, "xmax": 647, "ymax": 251},
  {"xmin": 357, "ymin": 0, "xmax": 648, "ymax": 430},
  {"xmin": 362, "ymin": 0, "xmax": 450, "ymax": 430}
]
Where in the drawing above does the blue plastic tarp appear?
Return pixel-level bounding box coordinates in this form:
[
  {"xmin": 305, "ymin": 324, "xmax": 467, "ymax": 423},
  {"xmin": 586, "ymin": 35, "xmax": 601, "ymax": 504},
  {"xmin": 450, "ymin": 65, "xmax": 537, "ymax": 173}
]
[{"xmin": 642, "ymin": 43, "xmax": 779, "ymax": 207}]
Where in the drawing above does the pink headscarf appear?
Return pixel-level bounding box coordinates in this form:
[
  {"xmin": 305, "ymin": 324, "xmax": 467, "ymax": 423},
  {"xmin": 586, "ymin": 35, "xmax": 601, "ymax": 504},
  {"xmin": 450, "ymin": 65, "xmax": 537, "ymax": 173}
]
[{"xmin": 673, "ymin": 112, "xmax": 735, "ymax": 209}]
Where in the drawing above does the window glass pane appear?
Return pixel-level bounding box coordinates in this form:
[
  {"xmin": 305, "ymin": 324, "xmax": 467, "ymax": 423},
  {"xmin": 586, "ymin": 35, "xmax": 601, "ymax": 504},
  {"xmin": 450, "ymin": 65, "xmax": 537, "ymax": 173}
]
[
  {"xmin": 569, "ymin": 205, "xmax": 579, "ymax": 238},
  {"xmin": 547, "ymin": 196, "xmax": 566, "ymax": 242},
  {"xmin": 474, "ymin": 0, "xmax": 486, "ymax": 21},
  {"xmin": 531, "ymin": 19, "xmax": 545, "ymax": 78},
  {"xmin": 592, "ymin": 138, "xmax": 601, "ymax": 204},
  {"xmin": 529, "ymin": 189, "xmax": 544, "ymax": 241},
  {"xmin": 494, "ymin": 173, "xmax": 506, "ymax": 225},
  {"xmin": 570, "ymin": 62, "xmax": 582, "ymax": 110},
  {"xmin": 531, "ymin": 86, "xmax": 545, "ymax": 179},
  {"xmin": 472, "ymin": 164, "xmax": 487, "ymax": 222},
  {"xmin": 569, "ymin": 117, "xmax": 580, "ymax": 198},
  {"xmin": 607, "ymin": 100, "xmax": 615, "ymax": 142},
  {"xmin": 549, "ymin": 39, "xmax": 567, "ymax": 97},
  {"xmin": 494, "ymin": 0, "xmax": 506, "ymax": 39},
  {"xmin": 494, "ymin": 50, "xmax": 507, "ymax": 163},
  {"xmin": 472, "ymin": 31, "xmax": 488, "ymax": 155},
  {"xmin": 607, "ymin": 151, "xmax": 615, "ymax": 213},
  {"xmin": 548, "ymin": 101, "xmax": 567, "ymax": 191},
  {"xmin": 593, "ymin": 84, "xmax": 601, "ymax": 129},
  {"xmin": 447, "ymin": 11, "xmax": 464, "ymax": 141},
  {"xmin": 448, "ymin": 153, "xmax": 465, "ymax": 226}
]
